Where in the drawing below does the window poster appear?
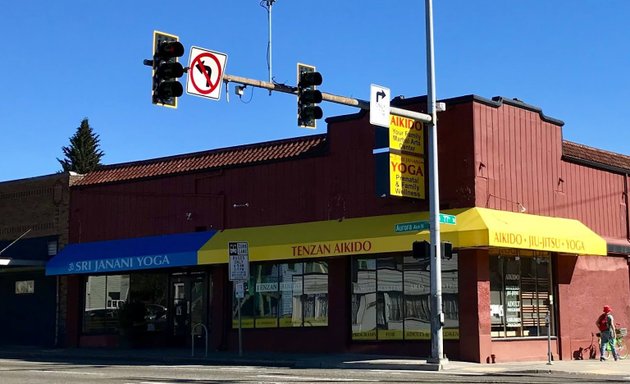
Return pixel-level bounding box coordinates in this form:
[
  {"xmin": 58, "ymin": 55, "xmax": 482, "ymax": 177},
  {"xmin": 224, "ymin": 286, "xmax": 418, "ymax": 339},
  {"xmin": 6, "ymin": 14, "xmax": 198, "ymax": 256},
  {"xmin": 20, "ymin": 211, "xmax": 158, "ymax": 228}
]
[{"xmin": 505, "ymin": 273, "xmax": 521, "ymax": 328}]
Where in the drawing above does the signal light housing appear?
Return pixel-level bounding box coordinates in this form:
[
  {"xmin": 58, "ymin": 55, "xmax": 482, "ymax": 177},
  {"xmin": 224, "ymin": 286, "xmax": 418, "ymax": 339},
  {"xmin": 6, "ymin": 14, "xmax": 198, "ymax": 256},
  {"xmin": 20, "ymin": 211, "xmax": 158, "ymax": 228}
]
[
  {"xmin": 156, "ymin": 62, "xmax": 184, "ymax": 79},
  {"xmin": 156, "ymin": 41, "xmax": 184, "ymax": 59},
  {"xmin": 156, "ymin": 81, "xmax": 183, "ymax": 100},
  {"xmin": 413, "ymin": 240, "xmax": 431, "ymax": 260},
  {"xmin": 442, "ymin": 241, "xmax": 453, "ymax": 260},
  {"xmin": 297, "ymin": 63, "xmax": 323, "ymax": 129},
  {"xmin": 298, "ymin": 72, "xmax": 322, "ymax": 88},
  {"xmin": 412, "ymin": 240, "xmax": 453, "ymax": 261},
  {"xmin": 148, "ymin": 31, "xmax": 185, "ymax": 108}
]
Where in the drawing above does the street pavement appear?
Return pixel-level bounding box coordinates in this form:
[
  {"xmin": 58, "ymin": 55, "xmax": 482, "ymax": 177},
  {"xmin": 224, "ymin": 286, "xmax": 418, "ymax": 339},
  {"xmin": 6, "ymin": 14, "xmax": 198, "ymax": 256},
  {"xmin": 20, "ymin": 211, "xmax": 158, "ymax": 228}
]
[{"xmin": 0, "ymin": 345, "xmax": 629, "ymax": 379}]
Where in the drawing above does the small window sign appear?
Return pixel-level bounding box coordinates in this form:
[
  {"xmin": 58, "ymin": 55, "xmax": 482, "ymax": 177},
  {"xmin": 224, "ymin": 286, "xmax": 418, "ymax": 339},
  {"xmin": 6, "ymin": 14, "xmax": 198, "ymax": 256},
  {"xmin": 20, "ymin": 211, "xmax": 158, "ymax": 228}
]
[{"xmin": 15, "ymin": 280, "xmax": 35, "ymax": 294}]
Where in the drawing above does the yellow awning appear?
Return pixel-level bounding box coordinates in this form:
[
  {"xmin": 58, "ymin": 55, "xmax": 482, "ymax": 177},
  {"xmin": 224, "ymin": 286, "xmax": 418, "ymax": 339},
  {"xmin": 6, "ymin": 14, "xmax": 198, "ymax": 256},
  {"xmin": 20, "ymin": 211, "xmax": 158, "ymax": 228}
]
[
  {"xmin": 447, "ymin": 207, "xmax": 607, "ymax": 255},
  {"xmin": 197, "ymin": 207, "xmax": 607, "ymax": 264}
]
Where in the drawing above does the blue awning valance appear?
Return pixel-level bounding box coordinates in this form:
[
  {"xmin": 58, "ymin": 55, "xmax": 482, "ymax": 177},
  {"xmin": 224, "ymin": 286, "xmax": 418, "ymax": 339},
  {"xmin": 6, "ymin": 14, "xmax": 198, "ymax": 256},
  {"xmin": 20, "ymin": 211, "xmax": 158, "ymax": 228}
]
[{"xmin": 46, "ymin": 231, "xmax": 217, "ymax": 276}]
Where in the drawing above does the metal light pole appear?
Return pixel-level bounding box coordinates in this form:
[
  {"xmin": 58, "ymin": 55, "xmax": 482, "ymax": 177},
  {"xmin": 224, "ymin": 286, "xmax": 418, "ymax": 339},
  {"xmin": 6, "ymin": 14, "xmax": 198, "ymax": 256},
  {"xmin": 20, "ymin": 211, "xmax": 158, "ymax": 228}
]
[
  {"xmin": 264, "ymin": 0, "xmax": 276, "ymax": 95},
  {"xmin": 425, "ymin": 0, "xmax": 445, "ymax": 364}
]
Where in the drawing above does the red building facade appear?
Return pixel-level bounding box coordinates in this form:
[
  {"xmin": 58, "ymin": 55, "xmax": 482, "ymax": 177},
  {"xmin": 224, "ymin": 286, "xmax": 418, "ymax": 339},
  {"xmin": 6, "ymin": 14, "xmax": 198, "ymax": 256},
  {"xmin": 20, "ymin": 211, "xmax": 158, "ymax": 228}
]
[{"xmin": 47, "ymin": 95, "xmax": 630, "ymax": 363}]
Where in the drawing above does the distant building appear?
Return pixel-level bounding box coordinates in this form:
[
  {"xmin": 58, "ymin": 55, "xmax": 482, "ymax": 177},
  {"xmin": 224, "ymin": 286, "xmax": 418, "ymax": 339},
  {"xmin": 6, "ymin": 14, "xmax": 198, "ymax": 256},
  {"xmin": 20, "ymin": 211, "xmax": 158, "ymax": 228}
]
[{"xmin": 0, "ymin": 172, "xmax": 82, "ymax": 346}]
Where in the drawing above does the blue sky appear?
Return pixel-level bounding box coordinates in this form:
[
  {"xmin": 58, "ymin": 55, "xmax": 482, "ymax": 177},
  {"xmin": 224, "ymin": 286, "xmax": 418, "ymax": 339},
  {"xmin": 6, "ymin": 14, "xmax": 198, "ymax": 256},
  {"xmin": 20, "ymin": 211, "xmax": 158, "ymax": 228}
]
[{"xmin": 1, "ymin": 1, "xmax": 628, "ymax": 182}]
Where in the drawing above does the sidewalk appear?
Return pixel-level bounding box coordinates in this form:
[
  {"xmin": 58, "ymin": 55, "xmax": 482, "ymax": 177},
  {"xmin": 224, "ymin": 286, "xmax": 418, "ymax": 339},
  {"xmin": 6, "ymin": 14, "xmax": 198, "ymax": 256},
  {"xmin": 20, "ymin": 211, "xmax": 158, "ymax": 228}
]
[{"xmin": 0, "ymin": 346, "xmax": 629, "ymax": 378}]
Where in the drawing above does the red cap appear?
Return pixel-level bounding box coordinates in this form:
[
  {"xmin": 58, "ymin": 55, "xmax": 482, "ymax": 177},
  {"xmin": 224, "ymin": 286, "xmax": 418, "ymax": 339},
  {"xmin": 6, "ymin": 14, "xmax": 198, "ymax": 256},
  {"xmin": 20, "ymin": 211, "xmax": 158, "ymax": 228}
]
[{"xmin": 603, "ymin": 305, "xmax": 612, "ymax": 313}]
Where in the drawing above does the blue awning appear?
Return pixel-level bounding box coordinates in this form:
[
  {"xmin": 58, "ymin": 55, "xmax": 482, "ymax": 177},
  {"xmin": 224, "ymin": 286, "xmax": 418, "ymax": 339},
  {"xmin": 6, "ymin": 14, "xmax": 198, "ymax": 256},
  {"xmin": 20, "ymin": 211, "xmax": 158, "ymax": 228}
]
[{"xmin": 46, "ymin": 231, "xmax": 217, "ymax": 276}]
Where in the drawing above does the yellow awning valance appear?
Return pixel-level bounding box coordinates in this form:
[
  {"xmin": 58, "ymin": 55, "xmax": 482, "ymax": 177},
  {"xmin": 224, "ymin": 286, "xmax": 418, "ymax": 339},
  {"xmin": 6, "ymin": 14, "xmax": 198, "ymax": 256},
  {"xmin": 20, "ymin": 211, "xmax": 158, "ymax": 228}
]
[
  {"xmin": 445, "ymin": 207, "xmax": 607, "ymax": 256},
  {"xmin": 198, "ymin": 211, "xmax": 428, "ymax": 264},
  {"xmin": 197, "ymin": 207, "xmax": 607, "ymax": 264}
]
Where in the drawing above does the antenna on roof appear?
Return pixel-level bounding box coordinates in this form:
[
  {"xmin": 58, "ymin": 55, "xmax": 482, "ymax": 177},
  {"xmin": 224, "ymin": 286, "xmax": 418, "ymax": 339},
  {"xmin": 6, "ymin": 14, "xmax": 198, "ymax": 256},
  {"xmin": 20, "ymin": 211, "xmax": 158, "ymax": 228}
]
[{"xmin": 260, "ymin": 0, "xmax": 276, "ymax": 95}]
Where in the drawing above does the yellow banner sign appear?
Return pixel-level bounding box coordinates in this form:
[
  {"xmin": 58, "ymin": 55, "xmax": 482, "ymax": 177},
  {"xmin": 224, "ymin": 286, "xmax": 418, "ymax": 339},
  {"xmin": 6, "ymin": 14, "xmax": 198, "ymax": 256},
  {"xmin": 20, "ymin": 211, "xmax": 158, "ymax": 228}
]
[
  {"xmin": 389, "ymin": 152, "xmax": 425, "ymax": 199},
  {"xmin": 389, "ymin": 115, "xmax": 424, "ymax": 155}
]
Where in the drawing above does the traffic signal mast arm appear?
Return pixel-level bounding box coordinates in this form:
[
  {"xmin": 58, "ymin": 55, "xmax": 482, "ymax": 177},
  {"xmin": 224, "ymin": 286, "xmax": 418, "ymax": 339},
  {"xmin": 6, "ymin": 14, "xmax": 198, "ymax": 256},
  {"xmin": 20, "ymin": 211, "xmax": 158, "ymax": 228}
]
[{"xmin": 223, "ymin": 74, "xmax": 432, "ymax": 124}]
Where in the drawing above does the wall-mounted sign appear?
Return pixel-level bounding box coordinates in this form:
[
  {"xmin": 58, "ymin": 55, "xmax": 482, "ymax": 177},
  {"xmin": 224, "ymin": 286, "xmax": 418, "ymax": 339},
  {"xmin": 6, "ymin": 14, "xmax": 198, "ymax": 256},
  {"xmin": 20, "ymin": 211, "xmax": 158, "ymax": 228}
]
[
  {"xmin": 15, "ymin": 280, "xmax": 34, "ymax": 294},
  {"xmin": 388, "ymin": 152, "xmax": 425, "ymax": 199},
  {"xmin": 389, "ymin": 115, "xmax": 424, "ymax": 155}
]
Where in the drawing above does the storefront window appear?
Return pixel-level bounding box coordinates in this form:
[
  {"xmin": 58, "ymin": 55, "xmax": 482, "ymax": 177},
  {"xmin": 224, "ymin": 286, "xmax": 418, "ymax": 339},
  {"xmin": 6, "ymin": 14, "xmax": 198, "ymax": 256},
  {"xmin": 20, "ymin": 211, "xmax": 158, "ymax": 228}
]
[
  {"xmin": 377, "ymin": 256, "xmax": 403, "ymax": 340},
  {"xmin": 351, "ymin": 258, "xmax": 377, "ymax": 340},
  {"xmin": 129, "ymin": 273, "xmax": 168, "ymax": 333},
  {"xmin": 83, "ymin": 275, "xmax": 128, "ymax": 333},
  {"xmin": 403, "ymin": 255, "xmax": 430, "ymax": 339},
  {"xmin": 352, "ymin": 254, "xmax": 459, "ymax": 341},
  {"xmin": 490, "ymin": 251, "xmax": 554, "ymax": 338},
  {"xmin": 82, "ymin": 273, "xmax": 168, "ymax": 334},
  {"xmin": 233, "ymin": 261, "xmax": 328, "ymax": 328},
  {"xmin": 253, "ymin": 264, "xmax": 279, "ymax": 328},
  {"xmin": 303, "ymin": 261, "xmax": 329, "ymax": 326},
  {"xmin": 279, "ymin": 263, "xmax": 303, "ymax": 327}
]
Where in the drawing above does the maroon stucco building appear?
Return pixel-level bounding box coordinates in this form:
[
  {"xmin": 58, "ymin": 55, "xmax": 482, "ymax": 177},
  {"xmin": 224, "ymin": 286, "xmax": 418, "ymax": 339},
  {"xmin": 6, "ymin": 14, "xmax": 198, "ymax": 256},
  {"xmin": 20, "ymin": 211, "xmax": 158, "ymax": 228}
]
[{"xmin": 46, "ymin": 95, "xmax": 630, "ymax": 362}]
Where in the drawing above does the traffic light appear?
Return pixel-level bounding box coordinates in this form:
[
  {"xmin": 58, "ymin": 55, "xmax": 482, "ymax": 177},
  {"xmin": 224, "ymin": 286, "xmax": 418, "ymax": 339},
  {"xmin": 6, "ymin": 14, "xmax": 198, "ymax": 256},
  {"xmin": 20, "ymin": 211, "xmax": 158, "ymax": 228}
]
[
  {"xmin": 413, "ymin": 240, "xmax": 431, "ymax": 260},
  {"xmin": 147, "ymin": 31, "xmax": 185, "ymax": 108},
  {"xmin": 441, "ymin": 241, "xmax": 453, "ymax": 260},
  {"xmin": 413, "ymin": 240, "xmax": 453, "ymax": 260},
  {"xmin": 297, "ymin": 63, "xmax": 323, "ymax": 129}
]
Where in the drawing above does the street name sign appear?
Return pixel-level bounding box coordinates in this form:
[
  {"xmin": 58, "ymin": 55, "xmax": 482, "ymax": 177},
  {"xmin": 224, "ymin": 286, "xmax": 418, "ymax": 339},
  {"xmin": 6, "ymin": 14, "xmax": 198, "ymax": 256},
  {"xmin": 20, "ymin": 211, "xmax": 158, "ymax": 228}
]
[
  {"xmin": 439, "ymin": 213, "xmax": 457, "ymax": 225},
  {"xmin": 394, "ymin": 214, "xmax": 457, "ymax": 233},
  {"xmin": 394, "ymin": 221, "xmax": 430, "ymax": 233}
]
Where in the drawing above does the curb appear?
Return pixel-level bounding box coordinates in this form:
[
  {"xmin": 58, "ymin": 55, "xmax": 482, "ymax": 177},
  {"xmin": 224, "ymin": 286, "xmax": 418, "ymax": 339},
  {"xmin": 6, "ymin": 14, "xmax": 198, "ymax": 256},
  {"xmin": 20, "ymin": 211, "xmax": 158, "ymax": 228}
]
[
  {"xmin": 1, "ymin": 348, "xmax": 627, "ymax": 377},
  {"xmin": 295, "ymin": 360, "xmax": 442, "ymax": 371},
  {"xmin": 0, "ymin": 349, "xmax": 298, "ymax": 368}
]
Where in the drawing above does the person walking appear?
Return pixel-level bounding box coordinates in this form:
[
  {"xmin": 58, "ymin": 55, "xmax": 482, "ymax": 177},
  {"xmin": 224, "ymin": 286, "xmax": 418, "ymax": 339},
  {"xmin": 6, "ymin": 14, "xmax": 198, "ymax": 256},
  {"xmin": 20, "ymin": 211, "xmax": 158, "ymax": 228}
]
[{"xmin": 597, "ymin": 305, "xmax": 619, "ymax": 361}]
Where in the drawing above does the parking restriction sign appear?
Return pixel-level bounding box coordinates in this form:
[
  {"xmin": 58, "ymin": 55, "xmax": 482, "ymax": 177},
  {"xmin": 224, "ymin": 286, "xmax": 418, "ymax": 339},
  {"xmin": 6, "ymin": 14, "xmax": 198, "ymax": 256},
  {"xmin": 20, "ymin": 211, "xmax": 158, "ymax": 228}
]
[{"xmin": 228, "ymin": 241, "xmax": 249, "ymax": 281}]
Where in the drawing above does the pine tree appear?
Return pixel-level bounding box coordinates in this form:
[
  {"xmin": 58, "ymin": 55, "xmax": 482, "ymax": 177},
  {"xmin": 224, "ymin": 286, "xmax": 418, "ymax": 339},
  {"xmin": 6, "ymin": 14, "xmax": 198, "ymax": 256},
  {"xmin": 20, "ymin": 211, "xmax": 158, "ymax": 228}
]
[{"xmin": 57, "ymin": 118, "xmax": 105, "ymax": 174}]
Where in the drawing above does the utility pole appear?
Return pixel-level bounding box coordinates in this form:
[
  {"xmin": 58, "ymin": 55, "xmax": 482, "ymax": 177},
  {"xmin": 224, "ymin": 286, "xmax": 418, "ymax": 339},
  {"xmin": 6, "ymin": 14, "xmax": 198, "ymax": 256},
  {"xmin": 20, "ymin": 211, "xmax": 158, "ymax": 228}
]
[
  {"xmin": 263, "ymin": 0, "xmax": 276, "ymax": 95},
  {"xmin": 267, "ymin": 0, "xmax": 275, "ymax": 83},
  {"xmin": 425, "ymin": 0, "xmax": 446, "ymax": 365}
]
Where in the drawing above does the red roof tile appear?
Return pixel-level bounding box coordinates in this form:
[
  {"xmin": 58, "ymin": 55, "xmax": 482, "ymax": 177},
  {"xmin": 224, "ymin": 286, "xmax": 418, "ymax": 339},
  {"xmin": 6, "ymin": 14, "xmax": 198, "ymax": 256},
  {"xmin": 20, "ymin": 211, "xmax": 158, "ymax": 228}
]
[
  {"xmin": 72, "ymin": 135, "xmax": 628, "ymax": 187},
  {"xmin": 563, "ymin": 141, "xmax": 630, "ymax": 173},
  {"xmin": 75, "ymin": 135, "xmax": 327, "ymax": 186}
]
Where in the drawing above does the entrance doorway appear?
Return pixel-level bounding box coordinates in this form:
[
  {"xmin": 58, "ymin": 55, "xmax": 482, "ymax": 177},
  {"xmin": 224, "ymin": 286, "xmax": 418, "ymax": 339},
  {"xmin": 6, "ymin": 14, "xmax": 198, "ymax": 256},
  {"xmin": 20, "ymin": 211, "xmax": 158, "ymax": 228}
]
[{"xmin": 169, "ymin": 271, "xmax": 210, "ymax": 346}]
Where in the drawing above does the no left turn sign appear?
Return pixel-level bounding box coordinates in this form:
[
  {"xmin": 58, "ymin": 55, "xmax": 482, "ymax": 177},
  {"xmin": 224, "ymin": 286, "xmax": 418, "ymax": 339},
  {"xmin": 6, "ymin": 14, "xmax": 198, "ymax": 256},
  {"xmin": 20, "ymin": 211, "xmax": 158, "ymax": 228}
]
[{"xmin": 186, "ymin": 46, "xmax": 228, "ymax": 101}]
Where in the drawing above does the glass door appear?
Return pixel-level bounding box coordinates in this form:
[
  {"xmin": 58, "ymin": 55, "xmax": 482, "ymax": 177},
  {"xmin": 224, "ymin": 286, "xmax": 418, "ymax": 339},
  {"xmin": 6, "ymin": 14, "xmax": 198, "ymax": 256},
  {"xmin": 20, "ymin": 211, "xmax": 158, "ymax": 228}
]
[{"xmin": 169, "ymin": 272, "xmax": 208, "ymax": 346}]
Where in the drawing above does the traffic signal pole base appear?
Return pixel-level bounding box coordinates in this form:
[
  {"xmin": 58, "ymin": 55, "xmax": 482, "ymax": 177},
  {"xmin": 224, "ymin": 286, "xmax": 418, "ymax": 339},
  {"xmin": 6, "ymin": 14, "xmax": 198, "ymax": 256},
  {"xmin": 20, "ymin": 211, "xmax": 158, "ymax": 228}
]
[{"xmin": 426, "ymin": 356, "xmax": 449, "ymax": 370}]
